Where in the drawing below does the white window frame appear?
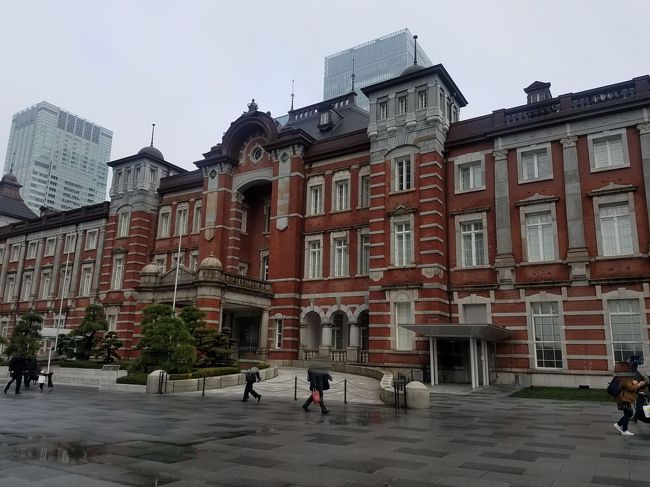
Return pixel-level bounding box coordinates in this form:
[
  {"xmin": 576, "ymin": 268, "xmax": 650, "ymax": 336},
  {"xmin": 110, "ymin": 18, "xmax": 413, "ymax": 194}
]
[
  {"xmin": 592, "ymin": 191, "xmax": 638, "ymax": 257},
  {"xmin": 274, "ymin": 318, "xmax": 283, "ymax": 349},
  {"xmin": 307, "ymin": 176, "xmax": 324, "ymax": 216},
  {"xmin": 605, "ymin": 295, "xmax": 645, "ymax": 363},
  {"xmin": 44, "ymin": 237, "xmax": 56, "ymax": 256},
  {"xmin": 21, "ymin": 272, "xmax": 33, "ymax": 301},
  {"xmin": 79, "ymin": 264, "xmax": 93, "ymax": 297},
  {"xmin": 588, "ymin": 129, "xmax": 630, "ymax": 172},
  {"xmin": 158, "ymin": 207, "xmax": 171, "ymax": 238},
  {"xmin": 26, "ymin": 241, "xmax": 38, "ymax": 260},
  {"xmin": 391, "ymin": 214, "xmax": 414, "ymax": 267},
  {"xmin": 417, "ymin": 87, "xmax": 428, "ymax": 110},
  {"xmin": 111, "ymin": 254, "xmax": 125, "ymax": 290},
  {"xmin": 531, "ymin": 301, "xmax": 564, "ymax": 369},
  {"xmin": 4, "ymin": 275, "xmax": 16, "ymax": 302},
  {"xmin": 305, "ymin": 235, "xmax": 323, "ymax": 279},
  {"xmin": 332, "ymin": 171, "xmax": 350, "ymax": 212},
  {"xmin": 175, "ymin": 203, "xmax": 189, "ymax": 236},
  {"xmin": 392, "ymin": 293, "xmax": 415, "ymax": 351},
  {"xmin": 517, "ymin": 143, "xmax": 552, "ymax": 183},
  {"xmin": 85, "ymin": 229, "xmax": 98, "ymax": 250},
  {"xmin": 519, "ymin": 202, "xmax": 559, "ymax": 263},
  {"xmin": 330, "ymin": 231, "xmax": 349, "ymax": 278},
  {"xmin": 260, "ymin": 251, "xmax": 269, "ymax": 281},
  {"xmin": 456, "ymin": 159, "xmax": 485, "ymax": 193},
  {"xmin": 358, "ymin": 168, "xmax": 370, "ymax": 208},
  {"xmin": 106, "ymin": 313, "xmax": 117, "ymax": 332},
  {"xmin": 10, "ymin": 244, "xmax": 20, "ymax": 262},
  {"xmin": 64, "ymin": 233, "xmax": 76, "ymax": 253},
  {"xmin": 396, "ymin": 93, "xmax": 408, "ymax": 116},
  {"xmin": 241, "ymin": 205, "xmax": 248, "ymax": 233},
  {"xmin": 454, "ymin": 212, "xmax": 488, "ymax": 269},
  {"xmin": 358, "ymin": 228, "xmax": 370, "ymax": 276},
  {"xmin": 40, "ymin": 269, "xmax": 51, "ymax": 299},
  {"xmin": 192, "ymin": 201, "xmax": 202, "ymax": 234},
  {"xmin": 154, "ymin": 255, "xmax": 166, "ymax": 274},
  {"xmin": 59, "ymin": 266, "xmax": 71, "ymax": 297},
  {"xmin": 116, "ymin": 211, "xmax": 130, "ymax": 238},
  {"xmin": 171, "ymin": 251, "xmax": 185, "ymax": 270},
  {"xmin": 190, "ymin": 250, "xmax": 199, "ymax": 272},
  {"xmin": 393, "ymin": 156, "xmax": 413, "ymax": 192},
  {"xmin": 377, "ymin": 99, "xmax": 388, "ymax": 120}
]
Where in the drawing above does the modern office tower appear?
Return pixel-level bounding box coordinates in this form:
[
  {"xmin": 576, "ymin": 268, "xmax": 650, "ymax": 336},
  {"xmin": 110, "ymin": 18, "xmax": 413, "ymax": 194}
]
[
  {"xmin": 2, "ymin": 101, "xmax": 113, "ymax": 212},
  {"xmin": 323, "ymin": 28, "xmax": 433, "ymax": 110}
]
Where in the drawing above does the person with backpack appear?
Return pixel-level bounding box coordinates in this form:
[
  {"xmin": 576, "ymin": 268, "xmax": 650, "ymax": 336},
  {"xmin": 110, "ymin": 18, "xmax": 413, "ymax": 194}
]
[
  {"xmin": 241, "ymin": 367, "xmax": 261, "ymax": 403},
  {"xmin": 613, "ymin": 376, "xmax": 647, "ymax": 436}
]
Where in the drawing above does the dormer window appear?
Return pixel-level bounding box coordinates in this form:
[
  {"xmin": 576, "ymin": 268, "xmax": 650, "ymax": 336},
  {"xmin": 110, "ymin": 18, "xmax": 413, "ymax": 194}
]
[
  {"xmin": 524, "ymin": 81, "xmax": 552, "ymax": 105},
  {"xmin": 318, "ymin": 110, "xmax": 333, "ymax": 130}
]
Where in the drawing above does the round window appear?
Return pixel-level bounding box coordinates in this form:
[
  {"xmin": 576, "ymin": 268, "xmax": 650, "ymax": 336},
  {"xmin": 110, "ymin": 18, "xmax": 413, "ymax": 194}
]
[{"xmin": 251, "ymin": 147, "xmax": 263, "ymax": 162}]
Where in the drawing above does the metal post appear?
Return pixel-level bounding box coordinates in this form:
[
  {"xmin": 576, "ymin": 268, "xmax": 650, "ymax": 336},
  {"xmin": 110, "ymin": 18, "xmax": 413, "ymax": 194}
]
[
  {"xmin": 202, "ymin": 377, "xmax": 206, "ymax": 396},
  {"xmin": 344, "ymin": 378, "xmax": 347, "ymax": 404},
  {"xmin": 294, "ymin": 376, "xmax": 297, "ymax": 401}
]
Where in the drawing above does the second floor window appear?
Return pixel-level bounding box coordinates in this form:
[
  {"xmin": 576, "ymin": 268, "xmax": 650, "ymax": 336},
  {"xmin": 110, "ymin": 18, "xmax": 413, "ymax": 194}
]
[
  {"xmin": 44, "ymin": 237, "xmax": 56, "ymax": 256},
  {"xmin": 458, "ymin": 161, "xmax": 484, "ymax": 191},
  {"xmin": 85, "ymin": 229, "xmax": 98, "ymax": 250},
  {"xmin": 111, "ymin": 255, "xmax": 125, "ymax": 290},
  {"xmin": 192, "ymin": 202, "xmax": 202, "ymax": 233},
  {"xmin": 40, "ymin": 270, "xmax": 51, "ymax": 299},
  {"xmin": 593, "ymin": 134, "xmax": 625, "ymax": 169},
  {"xmin": 334, "ymin": 179, "xmax": 349, "ymax": 211},
  {"xmin": 378, "ymin": 100, "xmax": 388, "ymax": 120},
  {"xmin": 394, "ymin": 222, "xmax": 412, "ymax": 267},
  {"xmin": 4, "ymin": 275, "xmax": 15, "ymax": 302},
  {"xmin": 117, "ymin": 212, "xmax": 130, "ymax": 238},
  {"xmin": 526, "ymin": 212, "xmax": 554, "ymax": 262},
  {"xmin": 21, "ymin": 273, "xmax": 33, "ymax": 300},
  {"xmin": 308, "ymin": 241, "xmax": 322, "ymax": 279},
  {"xmin": 264, "ymin": 198, "xmax": 271, "ymax": 233},
  {"xmin": 397, "ymin": 94, "xmax": 407, "ymax": 115},
  {"xmin": 521, "ymin": 148, "xmax": 551, "ymax": 181},
  {"xmin": 417, "ymin": 89, "xmax": 428, "ymax": 110},
  {"xmin": 26, "ymin": 241, "xmax": 38, "ymax": 260},
  {"xmin": 333, "ymin": 237, "xmax": 348, "ymax": 277},
  {"xmin": 158, "ymin": 210, "xmax": 171, "ymax": 238},
  {"xmin": 80, "ymin": 266, "xmax": 93, "ymax": 296},
  {"xmin": 10, "ymin": 244, "xmax": 20, "ymax": 262},
  {"xmin": 64, "ymin": 233, "xmax": 76, "ymax": 253},
  {"xmin": 359, "ymin": 174, "xmax": 370, "ymax": 207},
  {"xmin": 261, "ymin": 254, "xmax": 269, "ymax": 281},
  {"xmin": 461, "ymin": 220, "xmax": 485, "ymax": 267},
  {"xmin": 393, "ymin": 156, "xmax": 412, "ymax": 192},
  {"xmin": 175, "ymin": 206, "xmax": 188, "ymax": 235},
  {"xmin": 600, "ymin": 202, "xmax": 633, "ymax": 256},
  {"xmin": 309, "ymin": 184, "xmax": 323, "ymax": 215},
  {"xmin": 359, "ymin": 233, "xmax": 370, "ymax": 275}
]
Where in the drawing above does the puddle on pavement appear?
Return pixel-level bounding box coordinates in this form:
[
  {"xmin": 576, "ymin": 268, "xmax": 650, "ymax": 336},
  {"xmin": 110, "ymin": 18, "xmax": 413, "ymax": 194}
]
[
  {"xmin": 12, "ymin": 441, "xmax": 89, "ymax": 464},
  {"xmin": 322, "ymin": 410, "xmax": 386, "ymax": 427}
]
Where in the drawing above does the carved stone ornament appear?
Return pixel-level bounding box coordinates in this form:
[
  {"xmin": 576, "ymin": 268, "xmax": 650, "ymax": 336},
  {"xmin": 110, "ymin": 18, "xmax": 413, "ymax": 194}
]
[
  {"xmin": 637, "ymin": 122, "xmax": 650, "ymax": 135},
  {"xmin": 421, "ymin": 267, "xmax": 443, "ymax": 279},
  {"xmin": 217, "ymin": 162, "xmax": 234, "ymax": 175},
  {"xmin": 209, "ymin": 169, "xmax": 217, "ymax": 179},
  {"xmin": 368, "ymin": 270, "xmax": 383, "ymax": 282},
  {"xmin": 492, "ymin": 148, "xmax": 508, "ymax": 160},
  {"xmin": 275, "ymin": 216, "xmax": 288, "ymax": 231},
  {"xmin": 560, "ymin": 136, "xmax": 578, "ymax": 148},
  {"xmin": 247, "ymin": 99, "xmax": 258, "ymax": 112},
  {"xmin": 367, "ymin": 130, "xmax": 378, "ymax": 141}
]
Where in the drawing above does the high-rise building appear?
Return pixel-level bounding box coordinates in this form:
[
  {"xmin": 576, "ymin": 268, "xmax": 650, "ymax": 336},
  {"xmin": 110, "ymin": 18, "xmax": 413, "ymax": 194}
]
[
  {"xmin": 2, "ymin": 102, "xmax": 113, "ymax": 212},
  {"xmin": 323, "ymin": 28, "xmax": 432, "ymax": 109}
]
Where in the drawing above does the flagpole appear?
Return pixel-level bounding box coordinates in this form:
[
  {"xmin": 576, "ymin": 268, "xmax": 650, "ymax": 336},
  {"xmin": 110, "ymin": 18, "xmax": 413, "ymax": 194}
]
[{"xmin": 47, "ymin": 245, "xmax": 71, "ymax": 374}]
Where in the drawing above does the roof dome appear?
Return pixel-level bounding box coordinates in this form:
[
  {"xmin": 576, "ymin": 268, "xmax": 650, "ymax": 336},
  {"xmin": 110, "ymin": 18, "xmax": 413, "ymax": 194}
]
[
  {"xmin": 400, "ymin": 63, "xmax": 427, "ymax": 76},
  {"xmin": 199, "ymin": 256, "xmax": 223, "ymax": 270},
  {"xmin": 141, "ymin": 263, "xmax": 160, "ymax": 275},
  {"xmin": 138, "ymin": 145, "xmax": 164, "ymax": 160},
  {"xmin": 2, "ymin": 172, "xmax": 19, "ymax": 184}
]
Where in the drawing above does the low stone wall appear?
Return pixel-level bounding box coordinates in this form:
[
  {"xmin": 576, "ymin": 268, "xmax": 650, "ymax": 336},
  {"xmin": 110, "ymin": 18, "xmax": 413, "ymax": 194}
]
[
  {"xmin": 146, "ymin": 366, "xmax": 278, "ymax": 394},
  {"xmin": 0, "ymin": 365, "xmax": 127, "ymax": 389}
]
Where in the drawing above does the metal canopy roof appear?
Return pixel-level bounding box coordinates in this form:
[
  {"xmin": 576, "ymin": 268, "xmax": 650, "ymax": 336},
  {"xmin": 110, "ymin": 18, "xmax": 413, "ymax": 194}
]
[{"xmin": 399, "ymin": 323, "xmax": 511, "ymax": 343}]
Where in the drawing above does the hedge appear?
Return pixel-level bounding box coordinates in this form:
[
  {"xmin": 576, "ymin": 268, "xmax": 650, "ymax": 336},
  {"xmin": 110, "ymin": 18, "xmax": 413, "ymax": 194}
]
[
  {"xmin": 169, "ymin": 366, "xmax": 240, "ymax": 380},
  {"xmin": 116, "ymin": 373, "xmax": 149, "ymax": 385}
]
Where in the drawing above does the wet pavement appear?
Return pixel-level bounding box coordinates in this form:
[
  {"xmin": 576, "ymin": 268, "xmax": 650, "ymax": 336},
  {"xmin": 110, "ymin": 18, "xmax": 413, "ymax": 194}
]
[{"xmin": 1, "ymin": 378, "xmax": 649, "ymax": 486}]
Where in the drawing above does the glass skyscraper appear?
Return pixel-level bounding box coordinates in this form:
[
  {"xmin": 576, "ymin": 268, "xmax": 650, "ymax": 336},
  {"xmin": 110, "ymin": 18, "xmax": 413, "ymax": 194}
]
[
  {"xmin": 2, "ymin": 101, "xmax": 112, "ymax": 213},
  {"xmin": 323, "ymin": 28, "xmax": 433, "ymax": 110}
]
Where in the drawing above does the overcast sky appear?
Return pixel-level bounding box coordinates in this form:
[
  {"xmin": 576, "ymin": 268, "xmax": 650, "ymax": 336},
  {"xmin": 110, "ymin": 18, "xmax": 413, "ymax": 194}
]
[{"xmin": 1, "ymin": 0, "xmax": 648, "ymax": 174}]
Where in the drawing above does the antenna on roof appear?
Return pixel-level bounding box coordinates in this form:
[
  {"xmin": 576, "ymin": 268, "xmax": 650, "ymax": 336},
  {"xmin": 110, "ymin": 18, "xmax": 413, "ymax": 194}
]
[
  {"xmin": 150, "ymin": 123, "xmax": 156, "ymax": 147},
  {"xmin": 351, "ymin": 58, "xmax": 356, "ymax": 92},
  {"xmin": 290, "ymin": 80, "xmax": 295, "ymax": 111},
  {"xmin": 413, "ymin": 35, "xmax": 418, "ymax": 65},
  {"xmin": 9, "ymin": 152, "xmax": 15, "ymax": 173}
]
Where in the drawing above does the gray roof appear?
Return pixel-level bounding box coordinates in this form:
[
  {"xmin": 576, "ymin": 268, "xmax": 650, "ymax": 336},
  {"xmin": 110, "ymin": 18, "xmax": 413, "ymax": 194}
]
[{"xmin": 0, "ymin": 173, "xmax": 37, "ymax": 221}]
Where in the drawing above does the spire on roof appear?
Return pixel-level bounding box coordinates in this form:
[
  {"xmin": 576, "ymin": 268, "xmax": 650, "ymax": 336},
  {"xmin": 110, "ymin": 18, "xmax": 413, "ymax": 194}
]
[
  {"xmin": 413, "ymin": 35, "xmax": 418, "ymax": 65},
  {"xmin": 291, "ymin": 80, "xmax": 295, "ymax": 111},
  {"xmin": 351, "ymin": 58, "xmax": 356, "ymax": 92},
  {"xmin": 150, "ymin": 123, "xmax": 156, "ymax": 147}
]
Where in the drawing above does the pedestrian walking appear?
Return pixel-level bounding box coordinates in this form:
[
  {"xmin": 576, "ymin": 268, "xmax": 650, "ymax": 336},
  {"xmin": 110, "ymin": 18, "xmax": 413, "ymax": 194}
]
[
  {"xmin": 3, "ymin": 355, "xmax": 26, "ymax": 395},
  {"xmin": 614, "ymin": 376, "xmax": 648, "ymax": 436},
  {"xmin": 37, "ymin": 369, "xmax": 47, "ymax": 392},
  {"xmin": 46, "ymin": 371, "xmax": 54, "ymax": 391},
  {"xmin": 302, "ymin": 365, "xmax": 332, "ymax": 414},
  {"xmin": 241, "ymin": 367, "xmax": 261, "ymax": 403}
]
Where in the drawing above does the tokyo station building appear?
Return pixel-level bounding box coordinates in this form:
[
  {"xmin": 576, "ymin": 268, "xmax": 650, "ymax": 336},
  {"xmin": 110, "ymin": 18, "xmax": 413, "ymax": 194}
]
[{"xmin": 1, "ymin": 64, "xmax": 650, "ymax": 389}]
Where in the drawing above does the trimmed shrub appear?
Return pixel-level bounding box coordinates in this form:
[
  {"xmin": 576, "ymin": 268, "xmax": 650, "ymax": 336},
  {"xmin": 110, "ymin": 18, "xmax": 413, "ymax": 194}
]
[
  {"xmin": 169, "ymin": 366, "xmax": 240, "ymax": 380},
  {"xmin": 116, "ymin": 373, "xmax": 148, "ymax": 385}
]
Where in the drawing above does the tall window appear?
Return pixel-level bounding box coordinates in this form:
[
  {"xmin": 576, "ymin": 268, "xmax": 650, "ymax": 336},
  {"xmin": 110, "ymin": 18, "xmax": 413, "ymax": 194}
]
[
  {"xmin": 359, "ymin": 233, "xmax": 370, "ymax": 275},
  {"xmin": 264, "ymin": 198, "xmax": 271, "ymax": 232},
  {"xmin": 333, "ymin": 178, "xmax": 349, "ymax": 211},
  {"xmin": 40, "ymin": 270, "xmax": 51, "ymax": 299},
  {"xmin": 80, "ymin": 265, "xmax": 93, "ymax": 296},
  {"xmin": 458, "ymin": 161, "xmax": 484, "ymax": 191},
  {"xmin": 393, "ymin": 156, "xmax": 412, "ymax": 192},
  {"xmin": 106, "ymin": 314, "xmax": 117, "ymax": 332},
  {"xmin": 395, "ymin": 301, "xmax": 414, "ymax": 351},
  {"xmin": 158, "ymin": 208, "xmax": 171, "ymax": 238},
  {"xmin": 111, "ymin": 255, "xmax": 125, "ymax": 290},
  {"xmin": 609, "ymin": 299, "xmax": 643, "ymax": 362},
  {"xmin": 600, "ymin": 202, "xmax": 633, "ymax": 256},
  {"xmin": 4, "ymin": 275, "xmax": 15, "ymax": 302},
  {"xmin": 593, "ymin": 134, "xmax": 625, "ymax": 169},
  {"xmin": 378, "ymin": 100, "xmax": 388, "ymax": 120},
  {"xmin": 190, "ymin": 251, "xmax": 199, "ymax": 272},
  {"xmin": 192, "ymin": 202, "xmax": 202, "ymax": 233},
  {"xmin": 59, "ymin": 267, "xmax": 71, "ymax": 296},
  {"xmin": 44, "ymin": 237, "xmax": 56, "ymax": 256},
  {"xmin": 85, "ymin": 229, "xmax": 98, "ymax": 250},
  {"xmin": 10, "ymin": 244, "xmax": 20, "ymax": 261},
  {"xmin": 241, "ymin": 206, "xmax": 248, "ymax": 233},
  {"xmin": 26, "ymin": 241, "xmax": 38, "ymax": 260},
  {"xmin": 332, "ymin": 313, "xmax": 344, "ymax": 350},
  {"xmin": 261, "ymin": 254, "xmax": 269, "ymax": 281},
  {"xmin": 394, "ymin": 222, "xmax": 412, "ymax": 267},
  {"xmin": 307, "ymin": 240, "xmax": 322, "ymax": 279},
  {"xmin": 359, "ymin": 173, "xmax": 370, "ymax": 207},
  {"xmin": 333, "ymin": 237, "xmax": 348, "ymax": 277},
  {"xmin": 308, "ymin": 184, "xmax": 323, "ymax": 215},
  {"xmin": 175, "ymin": 205, "xmax": 188, "ymax": 235},
  {"xmin": 117, "ymin": 212, "xmax": 130, "ymax": 238},
  {"xmin": 417, "ymin": 89, "xmax": 428, "ymax": 110},
  {"xmin": 274, "ymin": 319, "xmax": 283, "ymax": 349},
  {"xmin": 64, "ymin": 233, "xmax": 76, "ymax": 253},
  {"xmin": 531, "ymin": 302, "xmax": 562, "ymax": 368},
  {"xmin": 520, "ymin": 148, "xmax": 551, "ymax": 181},
  {"xmin": 397, "ymin": 94, "xmax": 407, "ymax": 115},
  {"xmin": 461, "ymin": 220, "xmax": 485, "ymax": 267},
  {"xmin": 155, "ymin": 256, "xmax": 166, "ymax": 274},
  {"xmin": 21, "ymin": 273, "xmax": 33, "ymax": 300},
  {"xmin": 526, "ymin": 212, "xmax": 554, "ymax": 262}
]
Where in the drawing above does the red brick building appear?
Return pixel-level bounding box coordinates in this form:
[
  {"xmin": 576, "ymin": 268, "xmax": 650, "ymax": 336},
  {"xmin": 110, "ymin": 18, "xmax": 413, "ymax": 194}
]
[{"xmin": 2, "ymin": 66, "xmax": 650, "ymax": 388}]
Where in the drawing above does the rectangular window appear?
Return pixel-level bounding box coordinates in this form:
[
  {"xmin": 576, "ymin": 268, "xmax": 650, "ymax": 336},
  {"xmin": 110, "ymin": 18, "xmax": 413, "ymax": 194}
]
[
  {"xmin": 532, "ymin": 302, "xmax": 563, "ymax": 368},
  {"xmin": 609, "ymin": 299, "xmax": 643, "ymax": 362},
  {"xmin": 4, "ymin": 275, "xmax": 15, "ymax": 302},
  {"xmin": 359, "ymin": 233, "xmax": 370, "ymax": 275},
  {"xmin": 40, "ymin": 270, "xmax": 51, "ymax": 299},
  {"xmin": 593, "ymin": 134, "xmax": 625, "ymax": 168},
  {"xmin": 600, "ymin": 203, "xmax": 633, "ymax": 256},
  {"xmin": 26, "ymin": 241, "xmax": 38, "ymax": 260},
  {"xmin": 193, "ymin": 202, "xmax": 202, "ymax": 233},
  {"xmin": 417, "ymin": 89, "xmax": 428, "ymax": 110},
  {"xmin": 394, "ymin": 156, "xmax": 412, "ymax": 192},
  {"xmin": 85, "ymin": 229, "xmax": 98, "ymax": 250},
  {"xmin": 45, "ymin": 237, "xmax": 56, "ymax": 256},
  {"xmin": 155, "ymin": 256, "xmax": 166, "ymax": 274},
  {"xmin": 59, "ymin": 267, "xmax": 71, "ymax": 296},
  {"xmin": 394, "ymin": 222, "xmax": 412, "ymax": 267},
  {"xmin": 175, "ymin": 206, "xmax": 188, "ymax": 235},
  {"xmin": 21, "ymin": 273, "xmax": 33, "ymax": 300},
  {"xmin": 80, "ymin": 265, "xmax": 93, "ymax": 296},
  {"xmin": 461, "ymin": 220, "xmax": 485, "ymax": 267},
  {"xmin": 308, "ymin": 241, "xmax": 322, "ymax": 279},
  {"xmin": 395, "ymin": 302, "xmax": 414, "ymax": 351},
  {"xmin": 334, "ymin": 180, "xmax": 349, "ymax": 211},
  {"xmin": 261, "ymin": 254, "xmax": 269, "ymax": 281},
  {"xmin": 241, "ymin": 206, "xmax": 248, "ymax": 233},
  {"xmin": 111, "ymin": 255, "xmax": 125, "ymax": 290},
  {"xmin": 333, "ymin": 237, "xmax": 348, "ymax": 277},
  {"xmin": 10, "ymin": 244, "xmax": 20, "ymax": 262},
  {"xmin": 309, "ymin": 184, "xmax": 323, "ymax": 215},
  {"xmin": 117, "ymin": 212, "xmax": 130, "ymax": 238},
  {"xmin": 378, "ymin": 100, "xmax": 388, "ymax": 120},
  {"xmin": 190, "ymin": 251, "xmax": 199, "ymax": 272},
  {"xmin": 238, "ymin": 263, "xmax": 248, "ymax": 276},
  {"xmin": 521, "ymin": 148, "xmax": 551, "ymax": 181},
  {"xmin": 264, "ymin": 198, "xmax": 271, "ymax": 232},
  {"xmin": 171, "ymin": 252, "xmax": 184, "ymax": 269},
  {"xmin": 274, "ymin": 319, "xmax": 283, "ymax": 349},
  {"xmin": 526, "ymin": 212, "xmax": 554, "ymax": 262},
  {"xmin": 397, "ymin": 94, "xmax": 407, "ymax": 115},
  {"xmin": 158, "ymin": 211, "xmax": 170, "ymax": 238},
  {"xmin": 319, "ymin": 111, "xmax": 331, "ymax": 126},
  {"xmin": 149, "ymin": 167, "xmax": 158, "ymax": 184},
  {"xmin": 458, "ymin": 161, "xmax": 484, "ymax": 191},
  {"xmin": 64, "ymin": 233, "xmax": 76, "ymax": 253},
  {"xmin": 106, "ymin": 314, "xmax": 117, "ymax": 332},
  {"xmin": 359, "ymin": 174, "xmax": 370, "ymax": 207}
]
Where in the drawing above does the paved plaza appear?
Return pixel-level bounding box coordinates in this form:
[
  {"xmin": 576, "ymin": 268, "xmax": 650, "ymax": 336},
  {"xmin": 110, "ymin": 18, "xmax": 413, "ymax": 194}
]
[{"xmin": 0, "ymin": 369, "xmax": 649, "ymax": 487}]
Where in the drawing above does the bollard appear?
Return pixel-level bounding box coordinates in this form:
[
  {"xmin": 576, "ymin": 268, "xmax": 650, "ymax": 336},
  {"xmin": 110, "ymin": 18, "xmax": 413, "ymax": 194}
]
[
  {"xmin": 294, "ymin": 376, "xmax": 298, "ymax": 401},
  {"xmin": 202, "ymin": 377, "xmax": 206, "ymax": 397},
  {"xmin": 344, "ymin": 378, "xmax": 347, "ymax": 404}
]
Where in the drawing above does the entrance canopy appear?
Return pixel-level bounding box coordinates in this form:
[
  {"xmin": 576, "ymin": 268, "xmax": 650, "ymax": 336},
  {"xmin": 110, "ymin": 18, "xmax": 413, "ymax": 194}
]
[{"xmin": 399, "ymin": 323, "xmax": 510, "ymax": 343}]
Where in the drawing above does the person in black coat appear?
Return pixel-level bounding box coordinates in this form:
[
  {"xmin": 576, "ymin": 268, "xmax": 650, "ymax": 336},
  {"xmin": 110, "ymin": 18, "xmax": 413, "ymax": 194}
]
[
  {"xmin": 241, "ymin": 367, "xmax": 261, "ymax": 403},
  {"xmin": 4, "ymin": 355, "xmax": 26, "ymax": 394},
  {"xmin": 302, "ymin": 367, "xmax": 332, "ymax": 414}
]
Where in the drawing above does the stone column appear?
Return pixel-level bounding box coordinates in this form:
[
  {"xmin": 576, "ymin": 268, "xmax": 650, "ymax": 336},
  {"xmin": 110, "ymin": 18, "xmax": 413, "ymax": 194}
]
[
  {"xmin": 492, "ymin": 149, "xmax": 515, "ymax": 287},
  {"xmin": 638, "ymin": 123, "xmax": 650, "ymax": 252},
  {"xmin": 347, "ymin": 321, "xmax": 360, "ymax": 362},
  {"xmin": 561, "ymin": 136, "xmax": 589, "ymax": 282},
  {"xmin": 319, "ymin": 322, "xmax": 332, "ymax": 357},
  {"xmin": 259, "ymin": 309, "xmax": 269, "ymax": 361}
]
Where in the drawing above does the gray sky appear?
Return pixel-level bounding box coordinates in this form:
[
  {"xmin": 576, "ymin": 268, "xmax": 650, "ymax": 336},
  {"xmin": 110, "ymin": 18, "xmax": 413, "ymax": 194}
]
[{"xmin": 1, "ymin": 0, "xmax": 648, "ymax": 173}]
